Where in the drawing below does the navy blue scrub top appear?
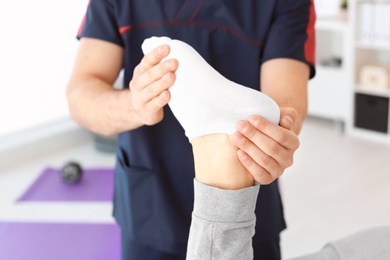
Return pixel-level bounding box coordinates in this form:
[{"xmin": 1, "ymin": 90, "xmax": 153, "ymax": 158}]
[{"xmin": 77, "ymin": 0, "xmax": 316, "ymax": 255}]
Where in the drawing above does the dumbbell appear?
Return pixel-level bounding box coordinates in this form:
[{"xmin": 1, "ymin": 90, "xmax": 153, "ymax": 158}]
[{"xmin": 61, "ymin": 161, "xmax": 83, "ymax": 184}]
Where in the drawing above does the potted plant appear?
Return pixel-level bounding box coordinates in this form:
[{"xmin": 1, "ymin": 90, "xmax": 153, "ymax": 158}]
[{"xmin": 340, "ymin": 0, "xmax": 348, "ymax": 21}]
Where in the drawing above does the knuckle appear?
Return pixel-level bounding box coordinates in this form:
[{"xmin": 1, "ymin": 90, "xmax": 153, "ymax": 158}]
[
  {"xmin": 144, "ymin": 118, "xmax": 153, "ymax": 126},
  {"xmin": 258, "ymin": 116, "xmax": 267, "ymax": 125},
  {"xmin": 286, "ymin": 157, "xmax": 294, "ymax": 167},
  {"xmin": 146, "ymin": 116, "xmax": 157, "ymax": 126},
  {"xmin": 239, "ymin": 138, "xmax": 250, "ymax": 149},
  {"xmin": 235, "ymin": 134, "xmax": 248, "ymax": 149},
  {"xmin": 255, "ymin": 172, "xmax": 272, "ymax": 185},
  {"xmin": 261, "ymin": 154, "xmax": 272, "ymax": 168},
  {"xmin": 156, "ymin": 94, "xmax": 168, "ymax": 107},
  {"xmin": 294, "ymin": 138, "xmax": 301, "ymax": 150},
  {"xmin": 253, "ymin": 116, "xmax": 266, "ymax": 130},
  {"xmin": 268, "ymin": 141, "xmax": 280, "ymax": 155},
  {"xmin": 246, "ymin": 124, "xmax": 257, "ymax": 138},
  {"xmin": 283, "ymin": 153, "xmax": 294, "ymax": 167},
  {"xmin": 154, "ymin": 95, "xmax": 167, "ymax": 109},
  {"xmin": 275, "ymin": 168, "xmax": 284, "ymax": 178},
  {"xmin": 247, "ymin": 164, "xmax": 273, "ymax": 185},
  {"xmin": 277, "ymin": 131, "xmax": 288, "ymax": 144},
  {"xmin": 147, "ymin": 85, "xmax": 157, "ymax": 97},
  {"xmin": 146, "ymin": 68, "xmax": 153, "ymax": 80},
  {"xmin": 264, "ymin": 177, "xmax": 274, "ymax": 185},
  {"xmin": 155, "ymin": 80, "xmax": 167, "ymax": 95},
  {"xmin": 241, "ymin": 153, "xmax": 253, "ymax": 165}
]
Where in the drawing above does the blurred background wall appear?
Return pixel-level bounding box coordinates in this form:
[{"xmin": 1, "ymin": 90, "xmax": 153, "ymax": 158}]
[{"xmin": 0, "ymin": 0, "xmax": 89, "ymax": 139}]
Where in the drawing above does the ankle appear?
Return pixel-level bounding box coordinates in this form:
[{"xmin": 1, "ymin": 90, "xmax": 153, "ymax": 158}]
[{"xmin": 191, "ymin": 134, "xmax": 254, "ymax": 190}]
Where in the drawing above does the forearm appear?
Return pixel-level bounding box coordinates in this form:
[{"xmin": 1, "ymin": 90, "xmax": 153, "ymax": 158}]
[
  {"xmin": 266, "ymin": 76, "xmax": 308, "ymax": 134},
  {"xmin": 261, "ymin": 58, "xmax": 310, "ymax": 134},
  {"xmin": 67, "ymin": 76, "xmax": 143, "ymax": 136}
]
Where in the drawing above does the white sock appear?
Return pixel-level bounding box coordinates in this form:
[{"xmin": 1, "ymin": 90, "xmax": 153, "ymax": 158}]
[{"xmin": 142, "ymin": 36, "xmax": 280, "ymax": 141}]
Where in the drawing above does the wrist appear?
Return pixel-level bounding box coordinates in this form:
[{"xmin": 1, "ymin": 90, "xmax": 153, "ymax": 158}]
[{"xmin": 125, "ymin": 89, "xmax": 145, "ymax": 130}]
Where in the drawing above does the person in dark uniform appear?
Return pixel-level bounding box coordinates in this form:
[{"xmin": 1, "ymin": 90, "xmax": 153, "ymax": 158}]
[{"xmin": 66, "ymin": 1, "xmax": 316, "ymax": 259}]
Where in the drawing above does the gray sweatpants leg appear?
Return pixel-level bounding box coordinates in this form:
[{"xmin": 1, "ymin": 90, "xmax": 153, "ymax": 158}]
[
  {"xmin": 290, "ymin": 226, "xmax": 390, "ymax": 260},
  {"xmin": 186, "ymin": 180, "xmax": 260, "ymax": 260}
]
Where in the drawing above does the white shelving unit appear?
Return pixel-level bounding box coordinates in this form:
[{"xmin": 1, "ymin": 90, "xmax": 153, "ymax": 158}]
[
  {"xmin": 315, "ymin": 18, "xmax": 348, "ymax": 32},
  {"xmin": 308, "ymin": 14, "xmax": 353, "ymax": 131},
  {"xmin": 309, "ymin": 0, "xmax": 390, "ymax": 142},
  {"xmin": 347, "ymin": 0, "xmax": 390, "ymax": 143}
]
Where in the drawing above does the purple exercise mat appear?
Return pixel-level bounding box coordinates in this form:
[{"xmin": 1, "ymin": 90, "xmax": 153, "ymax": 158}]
[
  {"xmin": 0, "ymin": 222, "xmax": 120, "ymax": 260},
  {"xmin": 18, "ymin": 168, "xmax": 114, "ymax": 202}
]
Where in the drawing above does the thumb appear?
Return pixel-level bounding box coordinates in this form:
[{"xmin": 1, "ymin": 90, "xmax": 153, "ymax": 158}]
[{"xmin": 279, "ymin": 107, "xmax": 297, "ymax": 131}]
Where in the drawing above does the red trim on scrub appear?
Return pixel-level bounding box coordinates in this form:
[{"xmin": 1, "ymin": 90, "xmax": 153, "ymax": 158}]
[
  {"xmin": 118, "ymin": 20, "xmax": 263, "ymax": 48},
  {"xmin": 77, "ymin": 14, "xmax": 87, "ymax": 37},
  {"xmin": 189, "ymin": 0, "xmax": 204, "ymax": 22},
  {"xmin": 119, "ymin": 26, "xmax": 132, "ymax": 34},
  {"xmin": 304, "ymin": 0, "xmax": 316, "ymax": 64},
  {"xmin": 174, "ymin": 0, "xmax": 190, "ymax": 20}
]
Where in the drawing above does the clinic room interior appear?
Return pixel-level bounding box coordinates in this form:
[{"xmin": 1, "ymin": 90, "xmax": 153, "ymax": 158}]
[{"xmin": 1, "ymin": 0, "xmax": 390, "ymax": 259}]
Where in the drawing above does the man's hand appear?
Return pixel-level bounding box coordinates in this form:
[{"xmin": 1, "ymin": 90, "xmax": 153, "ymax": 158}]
[
  {"xmin": 232, "ymin": 107, "xmax": 300, "ymax": 185},
  {"xmin": 129, "ymin": 45, "xmax": 178, "ymax": 126}
]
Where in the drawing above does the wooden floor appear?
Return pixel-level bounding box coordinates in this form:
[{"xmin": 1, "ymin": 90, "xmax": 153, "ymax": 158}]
[{"xmin": 1, "ymin": 116, "xmax": 389, "ymax": 259}]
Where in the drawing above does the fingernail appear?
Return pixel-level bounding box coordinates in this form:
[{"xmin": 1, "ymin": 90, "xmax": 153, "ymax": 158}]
[
  {"xmin": 236, "ymin": 121, "xmax": 248, "ymax": 132},
  {"xmin": 248, "ymin": 115, "xmax": 259, "ymax": 126},
  {"xmin": 282, "ymin": 116, "xmax": 293, "ymax": 128},
  {"xmin": 158, "ymin": 45, "xmax": 168, "ymax": 55},
  {"xmin": 165, "ymin": 60, "xmax": 172, "ymax": 69}
]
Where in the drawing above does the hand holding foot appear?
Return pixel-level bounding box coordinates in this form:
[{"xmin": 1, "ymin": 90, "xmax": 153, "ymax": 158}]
[
  {"xmin": 130, "ymin": 43, "xmax": 178, "ymax": 126},
  {"xmin": 142, "ymin": 36, "xmax": 285, "ymax": 188},
  {"xmin": 233, "ymin": 107, "xmax": 300, "ymax": 184}
]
